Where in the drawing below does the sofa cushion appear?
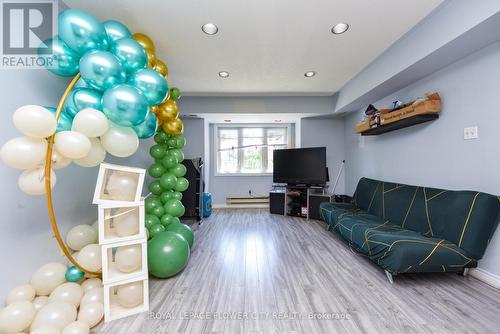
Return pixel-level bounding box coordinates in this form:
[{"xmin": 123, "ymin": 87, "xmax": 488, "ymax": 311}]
[{"xmin": 319, "ymin": 202, "xmax": 358, "ymax": 226}]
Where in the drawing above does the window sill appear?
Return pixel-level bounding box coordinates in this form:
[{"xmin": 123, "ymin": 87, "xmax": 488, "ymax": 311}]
[{"xmin": 214, "ymin": 173, "xmax": 273, "ymax": 177}]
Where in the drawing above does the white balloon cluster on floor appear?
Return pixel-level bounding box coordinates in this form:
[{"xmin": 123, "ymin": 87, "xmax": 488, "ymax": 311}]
[{"xmin": 0, "ymin": 105, "xmax": 140, "ymax": 195}]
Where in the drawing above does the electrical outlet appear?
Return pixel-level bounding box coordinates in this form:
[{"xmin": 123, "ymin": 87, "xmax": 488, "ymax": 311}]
[{"xmin": 464, "ymin": 126, "xmax": 479, "ymax": 140}]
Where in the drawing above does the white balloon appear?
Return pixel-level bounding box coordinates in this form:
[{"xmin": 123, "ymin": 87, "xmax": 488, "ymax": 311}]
[
  {"xmin": 68, "ymin": 252, "xmax": 79, "ymax": 267},
  {"xmin": 106, "ymin": 171, "xmax": 137, "ymax": 201},
  {"xmin": 18, "ymin": 167, "xmax": 56, "ymax": 195},
  {"xmin": 31, "ymin": 326, "xmax": 62, "ymax": 334},
  {"xmin": 80, "ymin": 287, "xmax": 103, "ymax": 306},
  {"xmin": 62, "ymin": 321, "xmax": 89, "ymax": 334},
  {"xmin": 33, "ymin": 296, "xmax": 49, "ymax": 312},
  {"xmin": 117, "ymin": 281, "xmax": 143, "ymax": 308},
  {"xmin": 30, "ymin": 262, "xmax": 67, "ymax": 296},
  {"xmin": 49, "ymin": 283, "xmax": 83, "ymax": 308},
  {"xmin": 13, "ymin": 105, "xmax": 56, "ymax": 138},
  {"xmin": 66, "ymin": 225, "xmax": 98, "ymax": 251},
  {"xmin": 73, "ymin": 138, "xmax": 105, "ymax": 168},
  {"xmin": 0, "ymin": 300, "xmax": 35, "ymax": 334},
  {"xmin": 54, "ymin": 131, "xmax": 91, "ymax": 160},
  {"xmin": 114, "ymin": 208, "xmax": 139, "ymax": 237},
  {"xmin": 31, "ymin": 301, "xmax": 76, "ymax": 331},
  {"xmin": 77, "ymin": 302, "xmax": 103, "ymax": 328},
  {"xmin": 71, "ymin": 108, "xmax": 108, "ymax": 138},
  {"xmin": 50, "ymin": 147, "xmax": 72, "ymax": 169},
  {"xmin": 5, "ymin": 284, "xmax": 35, "ymax": 305},
  {"xmin": 115, "ymin": 245, "xmax": 141, "ymax": 273},
  {"xmin": 100, "ymin": 123, "xmax": 138, "ymax": 158},
  {"xmin": 0, "ymin": 136, "xmax": 47, "ymax": 170},
  {"xmin": 77, "ymin": 244, "xmax": 101, "ymax": 272},
  {"xmin": 80, "ymin": 279, "xmax": 102, "ymax": 294},
  {"xmin": 90, "ymin": 221, "xmax": 98, "ymax": 232}
]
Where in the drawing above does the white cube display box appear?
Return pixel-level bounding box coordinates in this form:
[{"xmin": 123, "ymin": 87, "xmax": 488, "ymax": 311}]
[
  {"xmin": 101, "ymin": 239, "xmax": 148, "ymax": 284},
  {"xmin": 93, "ymin": 163, "xmax": 146, "ymax": 205},
  {"xmin": 103, "ymin": 276, "xmax": 149, "ymax": 322},
  {"xmin": 98, "ymin": 201, "xmax": 146, "ymax": 244}
]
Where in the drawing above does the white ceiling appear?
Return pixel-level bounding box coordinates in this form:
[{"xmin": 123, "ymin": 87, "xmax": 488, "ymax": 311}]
[{"xmin": 65, "ymin": 0, "xmax": 443, "ymax": 96}]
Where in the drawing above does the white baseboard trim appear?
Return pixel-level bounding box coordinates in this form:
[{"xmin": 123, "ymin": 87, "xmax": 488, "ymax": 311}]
[
  {"xmin": 213, "ymin": 204, "xmax": 269, "ymax": 209},
  {"xmin": 470, "ymin": 268, "xmax": 500, "ymax": 289}
]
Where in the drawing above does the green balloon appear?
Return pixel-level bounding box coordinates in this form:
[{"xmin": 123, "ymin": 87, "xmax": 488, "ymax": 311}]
[
  {"xmin": 145, "ymin": 214, "xmax": 160, "ymax": 230},
  {"xmin": 174, "ymin": 135, "xmax": 186, "ymax": 149},
  {"xmin": 167, "ymin": 137, "xmax": 177, "ymax": 149},
  {"xmin": 170, "ymin": 217, "xmax": 181, "ymax": 225},
  {"xmin": 154, "ymin": 130, "xmax": 169, "ymax": 144},
  {"xmin": 175, "ymin": 177, "xmax": 189, "ymax": 192},
  {"xmin": 171, "ymin": 164, "xmax": 187, "ymax": 177},
  {"xmin": 164, "ymin": 199, "xmax": 185, "ymax": 217},
  {"xmin": 169, "ymin": 87, "xmax": 182, "ymax": 101},
  {"xmin": 160, "ymin": 190, "xmax": 173, "ymax": 204},
  {"xmin": 171, "ymin": 191, "xmax": 183, "ymax": 201},
  {"xmin": 148, "ymin": 180, "xmax": 163, "ymax": 195},
  {"xmin": 145, "ymin": 197, "xmax": 162, "ymax": 213},
  {"xmin": 149, "ymin": 223, "xmax": 165, "ymax": 238},
  {"xmin": 150, "ymin": 144, "xmax": 167, "ymax": 159},
  {"xmin": 148, "ymin": 163, "xmax": 166, "ymax": 178},
  {"xmin": 165, "ymin": 223, "xmax": 194, "ymax": 248},
  {"xmin": 161, "ymin": 154, "xmax": 178, "ymax": 169},
  {"xmin": 151, "ymin": 205, "xmax": 166, "ymax": 218},
  {"xmin": 169, "ymin": 149, "xmax": 184, "ymax": 163},
  {"xmin": 160, "ymin": 173, "xmax": 177, "ymax": 190},
  {"xmin": 160, "ymin": 214, "xmax": 175, "ymax": 227},
  {"xmin": 147, "ymin": 231, "xmax": 190, "ymax": 278}
]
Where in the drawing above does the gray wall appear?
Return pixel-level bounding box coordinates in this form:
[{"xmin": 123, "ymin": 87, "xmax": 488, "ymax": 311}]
[
  {"xmin": 300, "ymin": 118, "xmax": 346, "ymax": 195},
  {"xmin": 181, "ymin": 118, "xmax": 204, "ymax": 160},
  {"xmin": 344, "ymin": 42, "xmax": 500, "ymax": 276}
]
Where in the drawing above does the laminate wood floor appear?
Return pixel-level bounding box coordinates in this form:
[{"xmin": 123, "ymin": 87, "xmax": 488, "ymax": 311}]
[{"xmin": 94, "ymin": 209, "xmax": 500, "ymax": 334}]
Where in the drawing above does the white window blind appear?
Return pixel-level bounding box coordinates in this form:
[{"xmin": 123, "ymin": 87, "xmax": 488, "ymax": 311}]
[{"xmin": 216, "ymin": 125, "xmax": 289, "ymax": 174}]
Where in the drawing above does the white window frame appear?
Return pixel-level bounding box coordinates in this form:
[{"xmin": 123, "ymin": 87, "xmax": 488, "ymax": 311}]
[{"xmin": 214, "ymin": 123, "xmax": 293, "ymax": 177}]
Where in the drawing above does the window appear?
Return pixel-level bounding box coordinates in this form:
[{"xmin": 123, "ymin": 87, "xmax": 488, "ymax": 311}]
[{"xmin": 216, "ymin": 125, "xmax": 290, "ymax": 175}]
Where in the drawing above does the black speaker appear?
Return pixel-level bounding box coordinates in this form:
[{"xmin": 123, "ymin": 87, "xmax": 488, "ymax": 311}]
[
  {"xmin": 308, "ymin": 194, "xmax": 331, "ymax": 220},
  {"xmin": 269, "ymin": 191, "xmax": 285, "ymax": 215}
]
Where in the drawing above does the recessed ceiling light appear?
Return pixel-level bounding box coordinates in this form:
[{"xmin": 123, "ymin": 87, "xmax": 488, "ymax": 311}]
[
  {"xmin": 331, "ymin": 22, "xmax": 349, "ymax": 35},
  {"xmin": 219, "ymin": 71, "xmax": 230, "ymax": 78},
  {"xmin": 202, "ymin": 23, "xmax": 218, "ymax": 35},
  {"xmin": 304, "ymin": 71, "xmax": 316, "ymax": 78}
]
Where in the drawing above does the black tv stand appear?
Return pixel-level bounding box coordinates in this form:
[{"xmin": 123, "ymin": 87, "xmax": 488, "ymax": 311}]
[{"xmin": 270, "ymin": 184, "xmax": 330, "ymax": 220}]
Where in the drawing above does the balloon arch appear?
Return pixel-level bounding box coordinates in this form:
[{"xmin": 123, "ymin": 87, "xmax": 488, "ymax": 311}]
[{"xmin": 1, "ymin": 9, "xmax": 191, "ymax": 278}]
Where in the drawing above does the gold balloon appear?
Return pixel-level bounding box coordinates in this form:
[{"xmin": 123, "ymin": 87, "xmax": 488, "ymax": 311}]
[
  {"xmin": 157, "ymin": 99, "xmax": 179, "ymax": 121},
  {"xmin": 150, "ymin": 105, "xmax": 159, "ymax": 115},
  {"xmin": 132, "ymin": 33, "xmax": 155, "ymax": 53},
  {"xmin": 162, "ymin": 118, "xmax": 183, "ymax": 135},
  {"xmin": 154, "ymin": 59, "xmax": 169, "ymax": 77},
  {"xmin": 146, "ymin": 49, "xmax": 157, "ymax": 68}
]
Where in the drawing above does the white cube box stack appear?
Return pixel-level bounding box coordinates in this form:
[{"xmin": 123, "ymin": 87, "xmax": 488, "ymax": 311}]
[{"xmin": 93, "ymin": 163, "xmax": 149, "ymax": 322}]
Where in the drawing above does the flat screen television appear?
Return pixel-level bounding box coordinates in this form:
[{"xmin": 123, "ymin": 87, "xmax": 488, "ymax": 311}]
[{"xmin": 273, "ymin": 147, "xmax": 327, "ymax": 185}]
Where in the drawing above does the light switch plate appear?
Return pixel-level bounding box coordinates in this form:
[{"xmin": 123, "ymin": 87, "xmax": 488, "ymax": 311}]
[{"xmin": 464, "ymin": 126, "xmax": 478, "ymax": 140}]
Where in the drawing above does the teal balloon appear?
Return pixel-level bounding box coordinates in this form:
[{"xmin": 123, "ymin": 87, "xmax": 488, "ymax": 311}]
[
  {"xmin": 111, "ymin": 38, "xmax": 147, "ymax": 73},
  {"xmin": 161, "ymin": 155, "xmax": 178, "ymax": 169},
  {"xmin": 79, "ymin": 50, "xmax": 126, "ymax": 91},
  {"xmin": 165, "ymin": 223, "xmax": 194, "ymax": 248},
  {"xmin": 65, "ymin": 266, "xmax": 84, "ymax": 282},
  {"xmin": 170, "ymin": 164, "xmax": 187, "ymax": 178},
  {"xmin": 169, "ymin": 149, "xmax": 184, "ymax": 163},
  {"xmin": 74, "ymin": 78, "xmax": 88, "ymax": 88},
  {"xmin": 148, "ymin": 180, "xmax": 163, "ymax": 195},
  {"xmin": 147, "ymin": 231, "xmax": 190, "ymax": 278},
  {"xmin": 46, "ymin": 107, "xmax": 73, "ymax": 132},
  {"xmin": 64, "ymin": 88, "xmax": 102, "ymax": 118},
  {"xmin": 175, "ymin": 177, "xmax": 189, "ymax": 192},
  {"xmin": 103, "ymin": 20, "xmax": 131, "ymax": 42},
  {"xmin": 164, "ymin": 199, "xmax": 185, "ymax": 217},
  {"xmin": 129, "ymin": 68, "xmax": 168, "ymax": 106},
  {"xmin": 102, "ymin": 84, "xmax": 148, "ymax": 126},
  {"xmin": 133, "ymin": 110, "xmax": 158, "ymax": 139},
  {"xmin": 160, "ymin": 173, "xmax": 177, "ymax": 190},
  {"xmin": 58, "ymin": 10, "xmax": 109, "ymax": 54},
  {"xmin": 39, "ymin": 37, "xmax": 79, "ymax": 77}
]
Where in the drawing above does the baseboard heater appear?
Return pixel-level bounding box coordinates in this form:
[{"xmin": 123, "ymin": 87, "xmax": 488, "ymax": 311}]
[{"xmin": 226, "ymin": 196, "xmax": 269, "ymax": 205}]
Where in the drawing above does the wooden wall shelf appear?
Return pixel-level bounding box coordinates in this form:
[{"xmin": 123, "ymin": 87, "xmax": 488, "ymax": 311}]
[{"xmin": 361, "ymin": 114, "xmax": 439, "ymax": 136}]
